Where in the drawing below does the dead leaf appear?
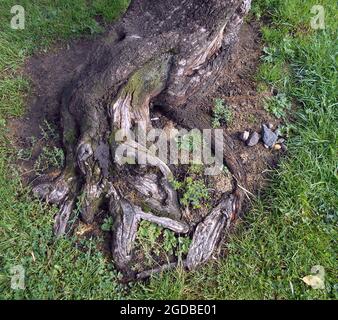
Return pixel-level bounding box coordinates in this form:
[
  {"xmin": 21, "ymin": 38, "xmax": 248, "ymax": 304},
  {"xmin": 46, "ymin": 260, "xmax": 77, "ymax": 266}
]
[
  {"xmin": 302, "ymin": 265, "xmax": 325, "ymax": 289},
  {"xmin": 76, "ymin": 222, "xmax": 94, "ymax": 236}
]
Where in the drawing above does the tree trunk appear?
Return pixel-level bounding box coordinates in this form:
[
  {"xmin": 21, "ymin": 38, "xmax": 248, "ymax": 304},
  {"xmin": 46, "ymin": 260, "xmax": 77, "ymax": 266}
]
[{"xmin": 33, "ymin": 0, "xmax": 252, "ymax": 279}]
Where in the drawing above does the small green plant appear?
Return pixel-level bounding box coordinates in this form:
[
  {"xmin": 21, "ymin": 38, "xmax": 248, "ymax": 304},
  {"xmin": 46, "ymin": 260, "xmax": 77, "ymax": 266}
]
[
  {"xmin": 170, "ymin": 164, "xmax": 210, "ymax": 210},
  {"xmin": 169, "ymin": 177, "xmax": 183, "ymax": 191},
  {"xmin": 212, "ymin": 98, "xmax": 233, "ymax": 128},
  {"xmin": 34, "ymin": 146, "xmax": 65, "ymax": 173},
  {"xmin": 137, "ymin": 220, "xmax": 163, "ymax": 260},
  {"xmin": 17, "ymin": 136, "xmax": 37, "ymax": 161},
  {"xmin": 264, "ymin": 93, "xmax": 291, "ymax": 118},
  {"xmin": 180, "ymin": 177, "xmax": 209, "ymax": 209},
  {"xmin": 177, "ymin": 236, "xmax": 191, "ymax": 257},
  {"xmin": 40, "ymin": 120, "xmax": 59, "ymax": 140},
  {"xmin": 173, "ymin": 176, "xmax": 209, "ymax": 209},
  {"xmin": 163, "ymin": 229, "xmax": 178, "ymax": 255},
  {"xmin": 136, "ymin": 220, "xmax": 192, "ymax": 267},
  {"xmin": 101, "ymin": 216, "xmax": 114, "ymax": 232},
  {"xmin": 16, "ymin": 120, "xmax": 65, "ymax": 173},
  {"xmin": 163, "ymin": 230, "xmax": 191, "ymax": 257},
  {"xmin": 188, "ymin": 164, "xmax": 204, "ymax": 175},
  {"xmin": 278, "ymin": 123, "xmax": 293, "ymax": 138},
  {"xmin": 176, "ymin": 131, "xmax": 202, "ymax": 152},
  {"xmin": 139, "ymin": 221, "xmax": 162, "ymax": 246}
]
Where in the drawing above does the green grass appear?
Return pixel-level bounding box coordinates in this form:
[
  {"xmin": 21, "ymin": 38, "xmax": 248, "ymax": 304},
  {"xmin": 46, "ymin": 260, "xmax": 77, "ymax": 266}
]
[
  {"xmin": 264, "ymin": 93, "xmax": 291, "ymax": 119},
  {"xmin": 0, "ymin": 0, "xmax": 337, "ymax": 300},
  {"xmin": 0, "ymin": 0, "xmax": 130, "ymax": 117}
]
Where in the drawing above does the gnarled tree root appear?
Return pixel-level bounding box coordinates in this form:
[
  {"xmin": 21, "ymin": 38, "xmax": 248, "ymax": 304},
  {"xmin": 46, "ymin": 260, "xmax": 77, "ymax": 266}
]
[
  {"xmin": 135, "ymin": 193, "xmax": 237, "ymax": 279},
  {"xmin": 32, "ymin": 0, "xmax": 251, "ymax": 279}
]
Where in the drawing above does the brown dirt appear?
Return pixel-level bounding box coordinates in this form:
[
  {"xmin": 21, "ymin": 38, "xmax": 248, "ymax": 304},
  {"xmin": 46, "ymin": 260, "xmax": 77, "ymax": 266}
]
[
  {"xmin": 214, "ymin": 22, "xmax": 283, "ymax": 195},
  {"xmin": 7, "ymin": 21, "xmax": 285, "ymax": 266},
  {"xmin": 7, "ymin": 38, "xmax": 94, "ymax": 183}
]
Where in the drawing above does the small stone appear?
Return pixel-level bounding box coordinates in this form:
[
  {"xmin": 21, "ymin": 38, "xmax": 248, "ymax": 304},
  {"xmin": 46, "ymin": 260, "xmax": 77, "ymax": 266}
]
[
  {"xmin": 262, "ymin": 124, "xmax": 278, "ymax": 148},
  {"xmin": 268, "ymin": 123, "xmax": 274, "ymax": 129},
  {"xmin": 277, "ymin": 138, "xmax": 285, "ymax": 144},
  {"xmin": 273, "ymin": 144, "xmax": 282, "ymax": 150},
  {"xmin": 246, "ymin": 131, "xmax": 260, "ymax": 147},
  {"xmin": 264, "ymin": 144, "xmax": 269, "ymax": 149},
  {"xmin": 241, "ymin": 130, "xmax": 250, "ymax": 142}
]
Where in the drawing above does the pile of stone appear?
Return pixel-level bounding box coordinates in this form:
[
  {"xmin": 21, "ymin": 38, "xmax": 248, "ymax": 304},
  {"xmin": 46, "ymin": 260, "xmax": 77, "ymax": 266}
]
[{"xmin": 241, "ymin": 124, "xmax": 287, "ymax": 151}]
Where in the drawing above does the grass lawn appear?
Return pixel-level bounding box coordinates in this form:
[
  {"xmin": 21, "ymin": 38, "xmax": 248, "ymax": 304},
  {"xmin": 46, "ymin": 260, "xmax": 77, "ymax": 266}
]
[{"xmin": 0, "ymin": 0, "xmax": 337, "ymax": 299}]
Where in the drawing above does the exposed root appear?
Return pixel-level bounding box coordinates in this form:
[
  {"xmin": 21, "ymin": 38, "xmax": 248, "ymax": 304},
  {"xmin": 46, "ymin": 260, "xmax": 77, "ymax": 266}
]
[
  {"xmin": 136, "ymin": 262, "xmax": 183, "ymax": 280},
  {"xmin": 80, "ymin": 177, "xmax": 106, "ymax": 224},
  {"xmin": 115, "ymin": 140, "xmax": 173, "ymax": 178},
  {"xmin": 110, "ymin": 191, "xmax": 140, "ymax": 271},
  {"xmin": 30, "ymin": 0, "xmax": 252, "ymax": 279},
  {"xmin": 110, "ymin": 186, "xmax": 189, "ymax": 271},
  {"xmin": 53, "ymin": 197, "xmax": 75, "ymax": 237},
  {"xmin": 186, "ymin": 194, "xmax": 235, "ymax": 270},
  {"xmin": 32, "ymin": 174, "xmax": 73, "ymax": 205},
  {"xmin": 131, "ymin": 174, "xmax": 182, "ymax": 220},
  {"xmin": 137, "ymin": 211, "xmax": 189, "ymax": 234}
]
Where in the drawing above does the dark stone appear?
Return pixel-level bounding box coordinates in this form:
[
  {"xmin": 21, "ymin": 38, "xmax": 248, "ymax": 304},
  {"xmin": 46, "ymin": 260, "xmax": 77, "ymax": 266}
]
[
  {"xmin": 262, "ymin": 124, "xmax": 278, "ymax": 148},
  {"xmin": 246, "ymin": 131, "xmax": 260, "ymax": 147}
]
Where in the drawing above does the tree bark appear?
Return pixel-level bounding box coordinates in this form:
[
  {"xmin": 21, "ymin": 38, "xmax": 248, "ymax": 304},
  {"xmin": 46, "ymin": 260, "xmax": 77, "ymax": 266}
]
[{"xmin": 33, "ymin": 0, "xmax": 252, "ymax": 278}]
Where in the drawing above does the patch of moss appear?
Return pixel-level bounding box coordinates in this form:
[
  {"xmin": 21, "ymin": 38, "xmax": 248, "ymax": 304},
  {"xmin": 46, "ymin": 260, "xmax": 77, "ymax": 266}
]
[
  {"xmin": 122, "ymin": 54, "xmax": 172, "ymax": 108},
  {"xmin": 64, "ymin": 128, "xmax": 77, "ymax": 145}
]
